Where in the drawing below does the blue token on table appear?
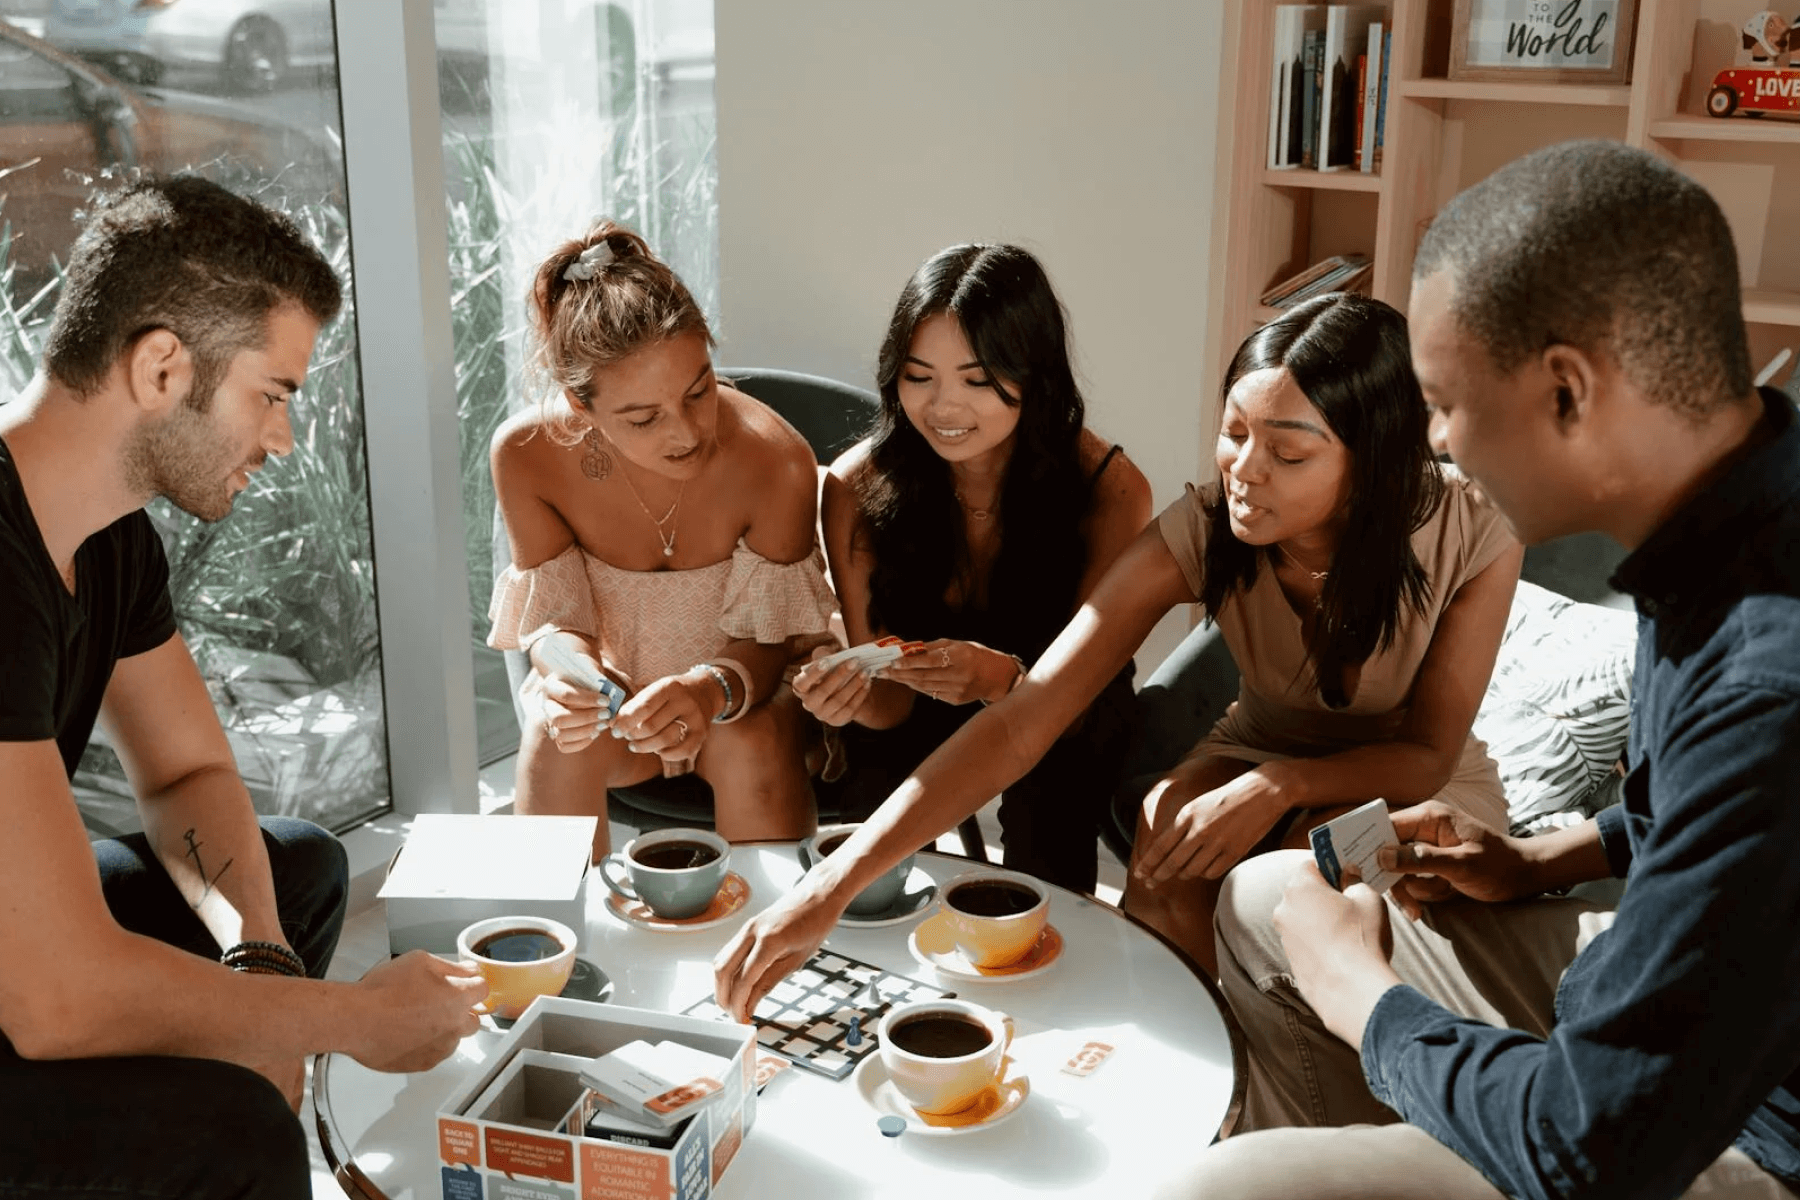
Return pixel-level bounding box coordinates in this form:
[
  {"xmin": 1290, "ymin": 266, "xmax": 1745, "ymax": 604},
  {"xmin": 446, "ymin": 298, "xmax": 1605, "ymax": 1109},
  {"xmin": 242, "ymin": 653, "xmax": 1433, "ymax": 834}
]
[
  {"xmin": 846, "ymin": 1016, "xmax": 863, "ymax": 1046},
  {"xmin": 878, "ymin": 1116, "xmax": 906, "ymax": 1138}
]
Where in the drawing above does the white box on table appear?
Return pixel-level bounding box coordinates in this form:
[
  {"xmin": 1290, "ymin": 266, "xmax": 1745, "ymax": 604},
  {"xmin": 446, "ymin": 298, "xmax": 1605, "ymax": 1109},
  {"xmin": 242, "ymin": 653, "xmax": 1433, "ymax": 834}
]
[
  {"xmin": 377, "ymin": 814, "xmax": 595, "ymax": 957},
  {"xmin": 437, "ymin": 995, "xmax": 757, "ymax": 1200}
]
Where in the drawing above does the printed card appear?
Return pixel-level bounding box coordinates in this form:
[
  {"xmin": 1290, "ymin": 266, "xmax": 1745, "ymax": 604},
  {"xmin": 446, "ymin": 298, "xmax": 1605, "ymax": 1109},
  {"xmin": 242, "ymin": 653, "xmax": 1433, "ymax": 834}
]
[{"xmin": 1309, "ymin": 798, "xmax": 1402, "ymax": 894}]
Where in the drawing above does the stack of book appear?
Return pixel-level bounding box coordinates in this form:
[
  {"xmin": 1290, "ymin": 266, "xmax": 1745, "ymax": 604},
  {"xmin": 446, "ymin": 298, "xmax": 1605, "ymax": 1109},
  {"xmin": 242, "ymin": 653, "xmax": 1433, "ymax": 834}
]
[
  {"xmin": 1260, "ymin": 254, "xmax": 1374, "ymax": 308},
  {"xmin": 1268, "ymin": 5, "xmax": 1390, "ymax": 174}
]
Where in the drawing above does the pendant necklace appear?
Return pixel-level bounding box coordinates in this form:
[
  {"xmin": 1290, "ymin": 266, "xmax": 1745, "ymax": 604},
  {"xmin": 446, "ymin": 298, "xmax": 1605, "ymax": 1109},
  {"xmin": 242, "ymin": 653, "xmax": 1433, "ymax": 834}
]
[
  {"xmin": 1280, "ymin": 544, "xmax": 1330, "ymax": 581},
  {"xmin": 618, "ymin": 467, "xmax": 686, "ymax": 558}
]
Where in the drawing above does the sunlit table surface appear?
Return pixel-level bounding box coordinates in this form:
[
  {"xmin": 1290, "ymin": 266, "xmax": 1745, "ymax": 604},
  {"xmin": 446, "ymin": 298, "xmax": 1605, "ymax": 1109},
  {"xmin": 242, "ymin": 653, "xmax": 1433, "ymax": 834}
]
[{"xmin": 313, "ymin": 844, "xmax": 1244, "ymax": 1199}]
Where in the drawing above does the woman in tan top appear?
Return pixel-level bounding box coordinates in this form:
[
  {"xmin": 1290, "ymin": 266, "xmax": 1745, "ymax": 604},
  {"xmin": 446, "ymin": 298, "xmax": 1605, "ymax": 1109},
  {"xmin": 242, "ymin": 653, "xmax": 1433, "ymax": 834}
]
[
  {"xmin": 488, "ymin": 222, "xmax": 835, "ymax": 860},
  {"xmin": 713, "ymin": 292, "xmax": 1523, "ymax": 1008}
]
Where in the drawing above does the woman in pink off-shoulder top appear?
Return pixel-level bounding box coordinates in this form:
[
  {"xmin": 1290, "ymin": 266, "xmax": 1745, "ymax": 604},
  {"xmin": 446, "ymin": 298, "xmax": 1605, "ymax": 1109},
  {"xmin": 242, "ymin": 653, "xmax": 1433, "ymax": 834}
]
[{"xmin": 488, "ymin": 221, "xmax": 835, "ymax": 861}]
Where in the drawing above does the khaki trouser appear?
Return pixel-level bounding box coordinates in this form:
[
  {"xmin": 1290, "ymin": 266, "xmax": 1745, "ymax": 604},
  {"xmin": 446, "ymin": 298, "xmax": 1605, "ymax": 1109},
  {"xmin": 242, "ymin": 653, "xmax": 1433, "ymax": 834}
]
[{"xmin": 1152, "ymin": 850, "xmax": 1797, "ymax": 1200}]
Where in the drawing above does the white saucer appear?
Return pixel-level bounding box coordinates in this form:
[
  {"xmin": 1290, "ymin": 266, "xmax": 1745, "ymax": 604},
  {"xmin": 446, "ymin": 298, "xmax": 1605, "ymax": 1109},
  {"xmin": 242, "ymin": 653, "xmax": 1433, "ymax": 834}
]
[
  {"xmin": 838, "ymin": 868, "xmax": 937, "ymax": 928},
  {"xmin": 852, "ymin": 1053, "xmax": 1030, "ymax": 1136},
  {"xmin": 908, "ymin": 910, "xmax": 1064, "ymax": 983},
  {"xmin": 604, "ymin": 872, "xmax": 752, "ymax": 933}
]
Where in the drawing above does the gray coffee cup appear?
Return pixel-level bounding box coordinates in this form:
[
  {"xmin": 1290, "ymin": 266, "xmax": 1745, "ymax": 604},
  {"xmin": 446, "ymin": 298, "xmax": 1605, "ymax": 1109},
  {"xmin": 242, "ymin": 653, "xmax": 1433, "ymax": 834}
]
[
  {"xmin": 801, "ymin": 823, "xmax": 915, "ymax": 917},
  {"xmin": 601, "ymin": 828, "xmax": 730, "ymax": 919}
]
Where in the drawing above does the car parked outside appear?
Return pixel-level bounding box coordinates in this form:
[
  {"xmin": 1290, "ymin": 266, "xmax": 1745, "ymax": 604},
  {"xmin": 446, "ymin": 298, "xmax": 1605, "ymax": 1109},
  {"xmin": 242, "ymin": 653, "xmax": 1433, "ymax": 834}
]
[
  {"xmin": 0, "ymin": 17, "xmax": 338, "ymax": 289},
  {"xmin": 45, "ymin": 0, "xmax": 333, "ymax": 93}
]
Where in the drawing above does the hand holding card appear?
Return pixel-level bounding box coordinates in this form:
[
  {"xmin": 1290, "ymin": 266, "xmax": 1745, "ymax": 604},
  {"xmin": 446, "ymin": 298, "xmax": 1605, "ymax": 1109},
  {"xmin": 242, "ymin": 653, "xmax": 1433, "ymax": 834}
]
[
  {"xmin": 536, "ymin": 635, "xmax": 627, "ymax": 718},
  {"xmin": 1310, "ymin": 799, "xmax": 1403, "ymax": 895},
  {"xmin": 810, "ymin": 636, "xmax": 929, "ymax": 677}
]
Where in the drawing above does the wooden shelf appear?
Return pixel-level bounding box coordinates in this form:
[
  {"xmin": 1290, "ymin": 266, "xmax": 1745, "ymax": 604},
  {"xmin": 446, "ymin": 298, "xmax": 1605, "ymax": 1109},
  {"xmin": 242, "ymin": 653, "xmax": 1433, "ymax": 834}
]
[
  {"xmin": 1398, "ymin": 78, "xmax": 1632, "ymax": 107},
  {"xmin": 1647, "ymin": 115, "xmax": 1800, "ymax": 145},
  {"xmin": 1261, "ymin": 167, "xmax": 1382, "ymax": 192},
  {"xmin": 1743, "ymin": 288, "xmax": 1800, "ymax": 326}
]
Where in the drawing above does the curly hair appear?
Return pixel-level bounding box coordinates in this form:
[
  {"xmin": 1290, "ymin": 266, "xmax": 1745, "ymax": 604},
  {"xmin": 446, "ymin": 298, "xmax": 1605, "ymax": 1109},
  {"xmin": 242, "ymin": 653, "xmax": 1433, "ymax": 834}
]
[{"xmin": 1413, "ymin": 139, "xmax": 1750, "ymax": 419}]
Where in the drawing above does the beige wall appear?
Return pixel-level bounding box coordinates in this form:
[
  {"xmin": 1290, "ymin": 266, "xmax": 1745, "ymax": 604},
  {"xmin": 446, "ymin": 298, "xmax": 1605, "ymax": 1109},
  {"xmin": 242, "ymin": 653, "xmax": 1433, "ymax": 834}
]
[{"xmin": 713, "ymin": 0, "xmax": 1225, "ymax": 671}]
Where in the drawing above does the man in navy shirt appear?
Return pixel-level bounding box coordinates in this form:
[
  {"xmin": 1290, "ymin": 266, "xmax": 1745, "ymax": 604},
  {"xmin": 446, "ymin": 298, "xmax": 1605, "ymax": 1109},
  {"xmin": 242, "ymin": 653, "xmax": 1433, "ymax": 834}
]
[{"xmin": 1167, "ymin": 141, "xmax": 1800, "ymax": 1199}]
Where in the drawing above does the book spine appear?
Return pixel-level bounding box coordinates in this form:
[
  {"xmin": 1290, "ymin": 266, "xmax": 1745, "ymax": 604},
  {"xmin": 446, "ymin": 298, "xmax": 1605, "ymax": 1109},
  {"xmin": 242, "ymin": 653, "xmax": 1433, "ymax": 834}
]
[
  {"xmin": 1374, "ymin": 29, "xmax": 1390, "ymax": 172},
  {"xmin": 1318, "ymin": 7, "xmax": 1344, "ymax": 171},
  {"xmin": 1353, "ymin": 52, "xmax": 1368, "ymax": 170},
  {"xmin": 1360, "ymin": 22, "xmax": 1382, "ymax": 173},
  {"xmin": 1301, "ymin": 29, "xmax": 1321, "ymax": 169},
  {"xmin": 1269, "ymin": 7, "xmax": 1291, "ymax": 168}
]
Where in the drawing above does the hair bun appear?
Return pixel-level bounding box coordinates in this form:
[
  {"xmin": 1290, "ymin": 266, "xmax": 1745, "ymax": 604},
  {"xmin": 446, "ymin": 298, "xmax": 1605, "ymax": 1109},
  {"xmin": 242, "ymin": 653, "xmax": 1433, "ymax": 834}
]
[{"xmin": 563, "ymin": 240, "xmax": 615, "ymax": 282}]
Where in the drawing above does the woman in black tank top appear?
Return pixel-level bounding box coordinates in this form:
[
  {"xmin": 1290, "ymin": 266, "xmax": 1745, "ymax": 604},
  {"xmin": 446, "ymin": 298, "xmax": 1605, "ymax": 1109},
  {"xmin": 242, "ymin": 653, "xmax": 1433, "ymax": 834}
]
[{"xmin": 795, "ymin": 244, "xmax": 1152, "ymax": 892}]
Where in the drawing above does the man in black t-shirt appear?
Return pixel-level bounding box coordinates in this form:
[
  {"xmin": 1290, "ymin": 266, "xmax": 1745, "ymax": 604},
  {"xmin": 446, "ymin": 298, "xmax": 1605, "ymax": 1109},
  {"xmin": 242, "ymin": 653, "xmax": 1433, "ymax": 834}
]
[{"xmin": 0, "ymin": 177, "xmax": 487, "ymax": 1199}]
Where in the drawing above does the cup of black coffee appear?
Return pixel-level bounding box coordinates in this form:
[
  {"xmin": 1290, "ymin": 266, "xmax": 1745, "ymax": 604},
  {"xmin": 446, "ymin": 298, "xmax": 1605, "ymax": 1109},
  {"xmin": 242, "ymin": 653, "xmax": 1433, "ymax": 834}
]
[
  {"xmin": 800, "ymin": 823, "xmax": 916, "ymax": 917},
  {"xmin": 939, "ymin": 870, "xmax": 1049, "ymax": 968},
  {"xmin": 455, "ymin": 915, "xmax": 578, "ymax": 1020},
  {"xmin": 877, "ymin": 999, "xmax": 1014, "ymax": 1115},
  {"xmin": 600, "ymin": 828, "xmax": 730, "ymax": 919}
]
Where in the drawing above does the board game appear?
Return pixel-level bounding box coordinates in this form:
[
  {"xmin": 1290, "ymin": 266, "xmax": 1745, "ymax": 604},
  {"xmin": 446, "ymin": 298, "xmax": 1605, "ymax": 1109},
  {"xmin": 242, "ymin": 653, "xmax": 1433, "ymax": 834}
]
[{"xmin": 682, "ymin": 948, "xmax": 953, "ymax": 1081}]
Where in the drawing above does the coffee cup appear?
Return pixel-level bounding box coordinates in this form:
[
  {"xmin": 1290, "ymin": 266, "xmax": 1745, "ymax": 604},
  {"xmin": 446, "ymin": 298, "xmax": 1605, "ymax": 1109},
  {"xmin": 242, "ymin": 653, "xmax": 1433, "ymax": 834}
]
[
  {"xmin": 799, "ymin": 823, "xmax": 915, "ymax": 917},
  {"xmin": 455, "ymin": 915, "xmax": 578, "ymax": 1021},
  {"xmin": 877, "ymin": 998, "xmax": 1014, "ymax": 1115},
  {"xmin": 601, "ymin": 828, "xmax": 730, "ymax": 919},
  {"xmin": 938, "ymin": 870, "xmax": 1049, "ymax": 968}
]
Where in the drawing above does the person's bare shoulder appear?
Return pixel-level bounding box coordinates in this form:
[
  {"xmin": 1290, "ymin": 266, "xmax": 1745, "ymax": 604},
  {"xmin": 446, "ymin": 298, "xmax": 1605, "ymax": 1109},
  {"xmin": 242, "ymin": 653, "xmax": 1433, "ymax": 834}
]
[
  {"xmin": 827, "ymin": 436, "xmax": 876, "ymax": 487},
  {"xmin": 719, "ymin": 384, "xmax": 818, "ymax": 492},
  {"xmin": 1077, "ymin": 429, "xmax": 1152, "ymax": 519},
  {"xmin": 490, "ymin": 407, "xmax": 568, "ymax": 476}
]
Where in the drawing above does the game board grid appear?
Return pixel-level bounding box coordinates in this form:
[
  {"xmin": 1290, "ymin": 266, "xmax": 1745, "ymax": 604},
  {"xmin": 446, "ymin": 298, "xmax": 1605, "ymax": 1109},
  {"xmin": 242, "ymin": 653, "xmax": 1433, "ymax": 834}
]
[{"xmin": 684, "ymin": 949, "xmax": 954, "ymax": 1080}]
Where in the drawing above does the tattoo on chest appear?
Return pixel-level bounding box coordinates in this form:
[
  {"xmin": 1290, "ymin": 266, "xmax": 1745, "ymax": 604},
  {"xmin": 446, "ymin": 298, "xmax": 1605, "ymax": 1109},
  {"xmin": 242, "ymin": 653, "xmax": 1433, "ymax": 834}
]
[{"xmin": 182, "ymin": 828, "xmax": 234, "ymax": 905}]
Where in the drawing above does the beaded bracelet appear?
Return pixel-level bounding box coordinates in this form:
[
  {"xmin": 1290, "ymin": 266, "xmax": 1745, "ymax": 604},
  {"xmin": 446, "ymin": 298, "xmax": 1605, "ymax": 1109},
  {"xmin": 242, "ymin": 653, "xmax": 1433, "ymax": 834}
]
[
  {"xmin": 694, "ymin": 662, "xmax": 737, "ymax": 723},
  {"xmin": 222, "ymin": 940, "xmax": 306, "ymax": 979}
]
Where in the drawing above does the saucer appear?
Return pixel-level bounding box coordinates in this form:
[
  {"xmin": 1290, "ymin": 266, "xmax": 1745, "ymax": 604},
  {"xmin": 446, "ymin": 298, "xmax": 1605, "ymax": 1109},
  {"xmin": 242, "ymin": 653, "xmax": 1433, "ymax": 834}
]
[
  {"xmin": 490, "ymin": 958, "xmax": 613, "ymax": 1029},
  {"xmin": 838, "ymin": 868, "xmax": 937, "ymax": 928},
  {"xmin": 852, "ymin": 1053, "xmax": 1029, "ymax": 1136},
  {"xmin": 908, "ymin": 911, "xmax": 1064, "ymax": 982},
  {"xmin": 604, "ymin": 872, "xmax": 752, "ymax": 932}
]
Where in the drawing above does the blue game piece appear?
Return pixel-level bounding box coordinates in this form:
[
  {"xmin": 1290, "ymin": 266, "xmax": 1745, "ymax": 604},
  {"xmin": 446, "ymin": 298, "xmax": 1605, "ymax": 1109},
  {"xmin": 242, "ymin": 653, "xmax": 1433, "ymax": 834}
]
[
  {"xmin": 846, "ymin": 1016, "xmax": 863, "ymax": 1046},
  {"xmin": 878, "ymin": 1116, "xmax": 906, "ymax": 1138}
]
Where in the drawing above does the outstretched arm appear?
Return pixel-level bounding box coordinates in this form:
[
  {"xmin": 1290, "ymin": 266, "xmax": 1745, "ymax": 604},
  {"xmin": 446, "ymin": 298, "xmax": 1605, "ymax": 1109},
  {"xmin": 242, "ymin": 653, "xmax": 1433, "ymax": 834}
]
[{"xmin": 716, "ymin": 524, "xmax": 1195, "ymax": 1019}]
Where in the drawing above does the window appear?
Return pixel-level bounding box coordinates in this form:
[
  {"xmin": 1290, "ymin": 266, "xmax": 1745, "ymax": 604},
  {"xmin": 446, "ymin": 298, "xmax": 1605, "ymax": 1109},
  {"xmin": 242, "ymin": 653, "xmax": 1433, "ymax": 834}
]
[
  {"xmin": 434, "ymin": 0, "xmax": 718, "ymax": 764},
  {"xmin": 0, "ymin": 0, "xmax": 719, "ymax": 832}
]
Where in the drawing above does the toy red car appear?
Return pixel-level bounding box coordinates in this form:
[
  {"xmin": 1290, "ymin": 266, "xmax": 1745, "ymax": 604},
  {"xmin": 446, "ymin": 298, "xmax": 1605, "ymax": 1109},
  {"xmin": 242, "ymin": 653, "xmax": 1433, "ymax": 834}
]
[{"xmin": 1707, "ymin": 65, "xmax": 1800, "ymax": 118}]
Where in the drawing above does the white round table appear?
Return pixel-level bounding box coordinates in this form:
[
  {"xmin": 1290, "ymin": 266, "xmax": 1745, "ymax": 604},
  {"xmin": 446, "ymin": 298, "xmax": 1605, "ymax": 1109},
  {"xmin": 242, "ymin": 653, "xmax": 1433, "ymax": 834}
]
[{"xmin": 314, "ymin": 845, "xmax": 1244, "ymax": 1199}]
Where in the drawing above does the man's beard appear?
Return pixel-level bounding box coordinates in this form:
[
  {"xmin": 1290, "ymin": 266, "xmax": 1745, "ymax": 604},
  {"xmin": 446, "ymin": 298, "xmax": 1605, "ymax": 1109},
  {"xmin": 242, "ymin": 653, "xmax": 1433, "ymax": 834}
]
[{"xmin": 122, "ymin": 388, "xmax": 246, "ymax": 523}]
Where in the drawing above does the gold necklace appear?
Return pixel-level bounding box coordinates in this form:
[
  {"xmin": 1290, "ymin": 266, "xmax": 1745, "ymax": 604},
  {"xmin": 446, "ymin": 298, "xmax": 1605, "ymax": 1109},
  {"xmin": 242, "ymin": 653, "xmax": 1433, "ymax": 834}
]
[
  {"xmin": 1279, "ymin": 544, "xmax": 1329, "ymax": 581},
  {"xmin": 617, "ymin": 466, "xmax": 686, "ymax": 558},
  {"xmin": 955, "ymin": 489, "xmax": 994, "ymax": 521}
]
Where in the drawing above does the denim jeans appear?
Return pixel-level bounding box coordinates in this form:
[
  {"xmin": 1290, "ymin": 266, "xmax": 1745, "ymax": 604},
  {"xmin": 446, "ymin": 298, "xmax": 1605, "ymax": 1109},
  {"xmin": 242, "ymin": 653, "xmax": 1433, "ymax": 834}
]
[{"xmin": 0, "ymin": 817, "xmax": 348, "ymax": 1200}]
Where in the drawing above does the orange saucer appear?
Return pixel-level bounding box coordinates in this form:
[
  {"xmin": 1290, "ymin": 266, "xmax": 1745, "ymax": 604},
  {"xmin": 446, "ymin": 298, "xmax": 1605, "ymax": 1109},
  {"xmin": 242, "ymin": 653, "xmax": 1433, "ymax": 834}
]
[
  {"xmin": 853, "ymin": 1053, "xmax": 1031, "ymax": 1136},
  {"xmin": 605, "ymin": 872, "xmax": 752, "ymax": 932},
  {"xmin": 908, "ymin": 910, "xmax": 1064, "ymax": 981}
]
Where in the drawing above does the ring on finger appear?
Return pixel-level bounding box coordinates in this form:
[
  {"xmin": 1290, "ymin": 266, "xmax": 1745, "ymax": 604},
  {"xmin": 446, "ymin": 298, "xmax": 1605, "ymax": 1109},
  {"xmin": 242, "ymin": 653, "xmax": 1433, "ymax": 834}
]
[
  {"xmin": 939, "ymin": 648, "xmax": 949, "ymax": 667},
  {"xmin": 673, "ymin": 717, "xmax": 690, "ymax": 742}
]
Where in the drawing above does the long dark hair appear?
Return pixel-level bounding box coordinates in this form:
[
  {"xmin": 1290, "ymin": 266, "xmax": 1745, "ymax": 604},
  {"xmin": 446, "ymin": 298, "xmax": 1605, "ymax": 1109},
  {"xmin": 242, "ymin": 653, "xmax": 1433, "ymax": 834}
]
[
  {"xmin": 1199, "ymin": 293, "xmax": 1443, "ymax": 708},
  {"xmin": 857, "ymin": 244, "xmax": 1088, "ymax": 659}
]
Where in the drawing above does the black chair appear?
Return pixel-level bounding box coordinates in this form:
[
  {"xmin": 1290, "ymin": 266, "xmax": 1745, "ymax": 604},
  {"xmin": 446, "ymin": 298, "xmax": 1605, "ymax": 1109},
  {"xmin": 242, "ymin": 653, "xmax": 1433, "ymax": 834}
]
[
  {"xmin": 494, "ymin": 366, "xmax": 988, "ymax": 859},
  {"xmin": 1098, "ymin": 530, "xmax": 1631, "ymax": 864}
]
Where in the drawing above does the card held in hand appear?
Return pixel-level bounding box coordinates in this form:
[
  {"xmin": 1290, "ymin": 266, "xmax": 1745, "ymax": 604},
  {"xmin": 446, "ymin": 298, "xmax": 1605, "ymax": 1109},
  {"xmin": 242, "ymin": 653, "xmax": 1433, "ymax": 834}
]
[{"xmin": 1309, "ymin": 798, "xmax": 1402, "ymax": 894}]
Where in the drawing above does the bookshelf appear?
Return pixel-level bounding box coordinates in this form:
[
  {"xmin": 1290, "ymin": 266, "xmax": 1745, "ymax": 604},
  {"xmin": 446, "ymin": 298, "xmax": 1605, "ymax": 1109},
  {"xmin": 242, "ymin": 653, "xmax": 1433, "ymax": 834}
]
[{"xmin": 1203, "ymin": 0, "xmax": 1800, "ymax": 410}]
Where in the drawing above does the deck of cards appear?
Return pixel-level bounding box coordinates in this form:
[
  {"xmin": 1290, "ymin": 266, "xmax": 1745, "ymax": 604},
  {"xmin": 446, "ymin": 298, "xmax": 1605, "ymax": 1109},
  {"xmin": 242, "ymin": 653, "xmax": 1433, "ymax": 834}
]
[
  {"xmin": 1309, "ymin": 798, "xmax": 1403, "ymax": 894},
  {"xmin": 812, "ymin": 635, "xmax": 928, "ymax": 677}
]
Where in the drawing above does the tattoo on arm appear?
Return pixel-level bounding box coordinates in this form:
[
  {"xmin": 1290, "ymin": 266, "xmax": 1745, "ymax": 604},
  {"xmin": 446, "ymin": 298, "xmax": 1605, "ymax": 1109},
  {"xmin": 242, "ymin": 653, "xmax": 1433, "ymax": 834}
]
[{"xmin": 181, "ymin": 827, "xmax": 234, "ymax": 906}]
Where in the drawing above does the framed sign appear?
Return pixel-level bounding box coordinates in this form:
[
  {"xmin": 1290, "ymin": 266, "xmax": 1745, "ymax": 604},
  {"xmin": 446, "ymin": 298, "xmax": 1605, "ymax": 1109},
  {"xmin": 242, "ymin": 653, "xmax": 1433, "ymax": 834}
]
[{"xmin": 1449, "ymin": 0, "xmax": 1638, "ymax": 84}]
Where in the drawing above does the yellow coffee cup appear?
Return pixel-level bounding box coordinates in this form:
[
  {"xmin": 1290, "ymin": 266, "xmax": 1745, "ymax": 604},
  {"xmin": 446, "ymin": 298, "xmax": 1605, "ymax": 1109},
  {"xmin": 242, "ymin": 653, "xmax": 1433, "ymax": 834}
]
[
  {"xmin": 456, "ymin": 915, "xmax": 578, "ymax": 1021},
  {"xmin": 939, "ymin": 870, "xmax": 1048, "ymax": 969}
]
